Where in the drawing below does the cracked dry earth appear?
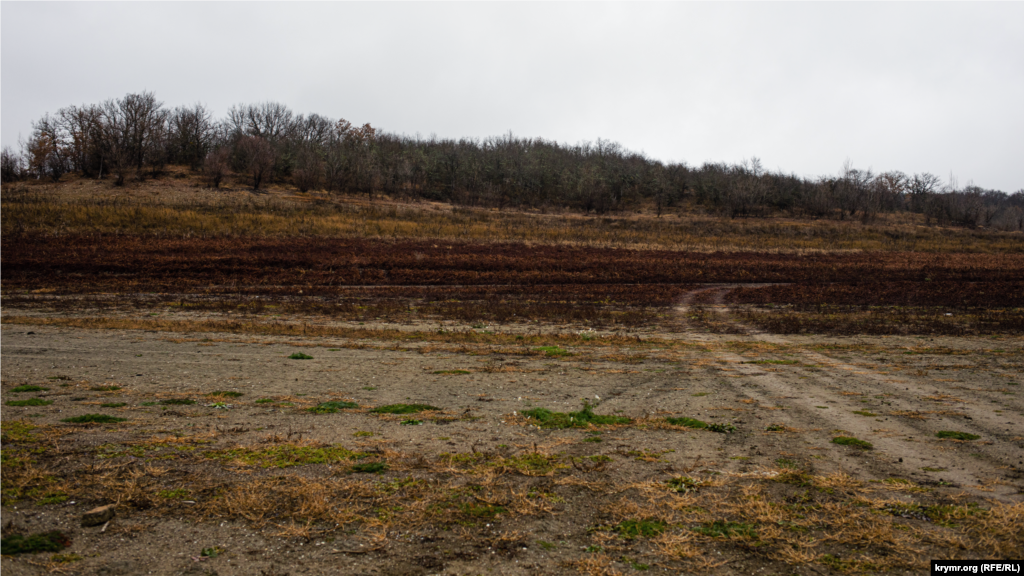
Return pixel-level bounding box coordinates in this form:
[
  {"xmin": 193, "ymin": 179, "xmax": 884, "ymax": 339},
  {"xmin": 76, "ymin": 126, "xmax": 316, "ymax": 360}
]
[{"xmin": 2, "ymin": 292, "xmax": 1023, "ymax": 576}]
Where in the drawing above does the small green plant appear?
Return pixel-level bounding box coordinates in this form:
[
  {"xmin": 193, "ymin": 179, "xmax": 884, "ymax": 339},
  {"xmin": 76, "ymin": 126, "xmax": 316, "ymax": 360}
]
[
  {"xmin": 288, "ymin": 352, "xmax": 313, "ymax": 360},
  {"xmin": 6, "ymin": 398, "xmax": 53, "ymax": 407},
  {"xmin": 433, "ymin": 370, "xmax": 470, "ymax": 375},
  {"xmin": 693, "ymin": 521, "xmax": 757, "ymax": 538},
  {"xmin": 936, "ymin": 431, "xmax": 980, "ymax": 441},
  {"xmin": 362, "ymin": 386, "xmax": 377, "ymax": 391},
  {"xmin": 583, "ymin": 436, "xmax": 602, "ymax": 443},
  {"xmin": 765, "ymin": 424, "xmax": 785, "ymax": 432},
  {"xmin": 11, "ymin": 385, "xmax": 47, "ymax": 393},
  {"xmin": 523, "ymin": 400, "xmax": 630, "ymax": 429},
  {"xmin": 61, "ymin": 414, "xmax": 127, "ymax": 424},
  {"xmin": 160, "ymin": 398, "xmax": 195, "ymax": 405},
  {"xmin": 665, "ymin": 417, "xmax": 707, "ymax": 429},
  {"xmin": 459, "ymin": 503, "xmax": 506, "ymax": 518},
  {"xmin": 666, "ymin": 476, "xmax": 701, "ymax": 494},
  {"xmin": 370, "ymin": 403, "xmax": 440, "ymax": 414},
  {"xmin": 707, "ymin": 422, "xmax": 737, "ymax": 434},
  {"xmin": 207, "ymin": 402, "xmax": 230, "ymax": 409},
  {"xmin": 207, "ymin": 391, "xmax": 243, "ymax": 398},
  {"xmin": 157, "ymin": 489, "xmax": 189, "ymax": 499},
  {"xmin": 100, "ymin": 402, "xmax": 127, "ymax": 408},
  {"xmin": 775, "ymin": 458, "xmax": 799, "ymax": 469},
  {"xmin": 615, "ymin": 519, "xmax": 666, "ymax": 539},
  {"xmin": 832, "ymin": 436, "xmax": 873, "ymax": 449},
  {"xmin": 141, "ymin": 401, "xmax": 157, "ymax": 406},
  {"xmin": 308, "ymin": 401, "xmax": 358, "ymax": 414},
  {"xmin": 535, "ymin": 346, "xmax": 572, "ymax": 357},
  {"xmin": 90, "ymin": 385, "xmax": 121, "ymax": 391},
  {"xmin": 400, "ymin": 419, "xmax": 423, "ymax": 425},
  {"xmin": 1, "ymin": 531, "xmax": 71, "ymax": 555},
  {"xmin": 50, "ymin": 553, "xmax": 83, "ymax": 563},
  {"xmin": 852, "ymin": 410, "xmax": 878, "ymax": 417},
  {"xmin": 354, "ymin": 431, "xmax": 373, "ymax": 437},
  {"xmin": 352, "ymin": 462, "xmax": 388, "ymax": 473},
  {"xmin": 201, "ymin": 546, "xmax": 225, "ymax": 558},
  {"xmin": 537, "ymin": 539, "xmax": 557, "ymax": 550},
  {"xmin": 585, "ymin": 545, "xmax": 605, "ymax": 553}
]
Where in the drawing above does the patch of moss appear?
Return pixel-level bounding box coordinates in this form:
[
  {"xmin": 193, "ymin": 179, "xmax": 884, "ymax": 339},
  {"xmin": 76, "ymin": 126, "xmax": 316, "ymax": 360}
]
[
  {"xmin": 6, "ymin": 398, "xmax": 53, "ymax": 407},
  {"xmin": 1, "ymin": 420, "xmax": 38, "ymax": 443},
  {"xmin": 11, "ymin": 385, "xmax": 47, "ymax": 393},
  {"xmin": 534, "ymin": 346, "xmax": 572, "ymax": 357},
  {"xmin": 211, "ymin": 444, "xmax": 361, "ymax": 468},
  {"xmin": 832, "ymin": 436, "xmax": 873, "ymax": 449},
  {"xmin": 61, "ymin": 414, "xmax": 127, "ymax": 424},
  {"xmin": 615, "ymin": 519, "xmax": 666, "ymax": 539},
  {"xmin": 1, "ymin": 531, "xmax": 71, "ymax": 555},
  {"xmin": 936, "ymin": 431, "xmax": 980, "ymax": 441},
  {"xmin": 665, "ymin": 417, "xmax": 707, "ymax": 429},
  {"xmin": 308, "ymin": 401, "xmax": 358, "ymax": 414}
]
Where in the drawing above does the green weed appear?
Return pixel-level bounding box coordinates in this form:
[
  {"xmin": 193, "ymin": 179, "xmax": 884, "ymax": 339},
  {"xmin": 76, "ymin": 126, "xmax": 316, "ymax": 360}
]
[
  {"xmin": 1, "ymin": 531, "xmax": 71, "ymax": 555},
  {"xmin": 10, "ymin": 385, "xmax": 47, "ymax": 393},
  {"xmin": 523, "ymin": 400, "xmax": 630, "ymax": 429},
  {"xmin": 615, "ymin": 519, "xmax": 666, "ymax": 539},
  {"xmin": 832, "ymin": 436, "xmax": 873, "ymax": 449},
  {"xmin": 371, "ymin": 403, "xmax": 440, "ymax": 414},
  {"xmin": 535, "ymin": 346, "xmax": 572, "ymax": 357},
  {"xmin": 61, "ymin": 414, "xmax": 127, "ymax": 424},
  {"xmin": 6, "ymin": 398, "xmax": 53, "ymax": 407},
  {"xmin": 666, "ymin": 476, "xmax": 702, "ymax": 494},
  {"xmin": 936, "ymin": 431, "xmax": 980, "ymax": 441},
  {"xmin": 665, "ymin": 417, "xmax": 707, "ymax": 429},
  {"xmin": 308, "ymin": 401, "xmax": 358, "ymax": 414},
  {"xmin": 288, "ymin": 352, "xmax": 313, "ymax": 360}
]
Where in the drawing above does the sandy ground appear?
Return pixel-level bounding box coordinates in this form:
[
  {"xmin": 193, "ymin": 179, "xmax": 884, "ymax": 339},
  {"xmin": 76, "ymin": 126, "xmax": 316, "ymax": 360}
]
[{"xmin": 2, "ymin": 303, "xmax": 1022, "ymax": 575}]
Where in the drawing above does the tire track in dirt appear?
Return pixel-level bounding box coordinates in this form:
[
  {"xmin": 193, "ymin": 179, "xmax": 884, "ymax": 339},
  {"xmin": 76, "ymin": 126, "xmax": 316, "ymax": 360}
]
[{"xmin": 674, "ymin": 286, "xmax": 1023, "ymax": 500}]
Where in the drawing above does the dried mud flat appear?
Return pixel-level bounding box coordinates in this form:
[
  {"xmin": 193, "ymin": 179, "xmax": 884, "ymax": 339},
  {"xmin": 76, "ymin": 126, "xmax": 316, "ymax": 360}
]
[{"xmin": 2, "ymin": 303, "xmax": 1023, "ymax": 576}]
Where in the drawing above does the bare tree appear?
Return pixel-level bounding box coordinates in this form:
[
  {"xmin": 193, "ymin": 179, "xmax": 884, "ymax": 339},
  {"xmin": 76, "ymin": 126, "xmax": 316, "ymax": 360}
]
[
  {"xmin": 203, "ymin": 147, "xmax": 230, "ymax": 189},
  {"xmin": 237, "ymin": 136, "xmax": 275, "ymax": 190},
  {"xmin": 1, "ymin": 146, "xmax": 26, "ymax": 183},
  {"xmin": 168, "ymin": 103, "xmax": 215, "ymax": 170}
]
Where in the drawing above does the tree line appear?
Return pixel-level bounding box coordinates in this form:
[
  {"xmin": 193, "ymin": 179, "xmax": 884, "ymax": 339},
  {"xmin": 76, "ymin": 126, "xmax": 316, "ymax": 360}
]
[{"xmin": 2, "ymin": 91, "xmax": 1022, "ymax": 230}]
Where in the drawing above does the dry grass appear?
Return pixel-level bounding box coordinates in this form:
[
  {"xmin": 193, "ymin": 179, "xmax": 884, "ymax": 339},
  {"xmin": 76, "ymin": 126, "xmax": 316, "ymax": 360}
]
[{"xmin": 4, "ymin": 178, "xmax": 1021, "ymax": 253}]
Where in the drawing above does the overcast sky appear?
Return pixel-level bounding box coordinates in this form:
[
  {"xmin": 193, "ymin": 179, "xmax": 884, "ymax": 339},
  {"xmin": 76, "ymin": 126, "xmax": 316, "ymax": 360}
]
[{"xmin": 2, "ymin": 2, "xmax": 1022, "ymax": 191}]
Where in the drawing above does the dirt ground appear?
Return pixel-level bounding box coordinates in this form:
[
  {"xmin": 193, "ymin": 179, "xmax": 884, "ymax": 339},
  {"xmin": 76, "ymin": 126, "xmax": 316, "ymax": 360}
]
[{"xmin": 2, "ymin": 299, "xmax": 1022, "ymax": 575}]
